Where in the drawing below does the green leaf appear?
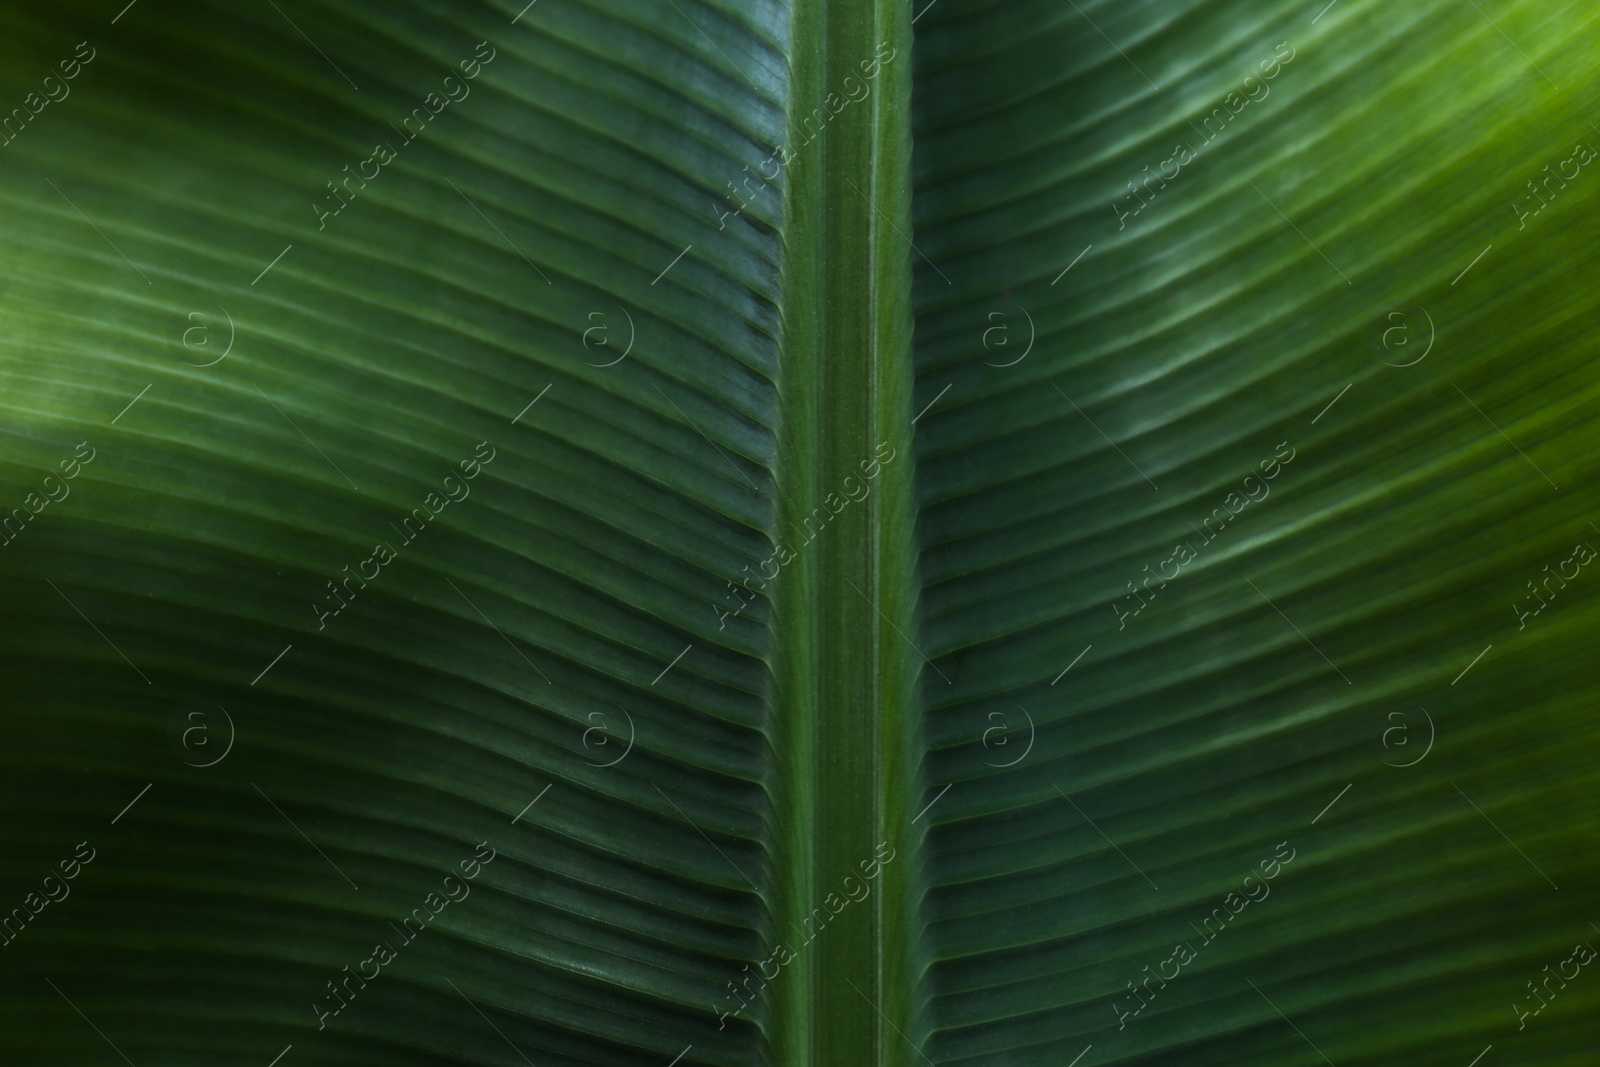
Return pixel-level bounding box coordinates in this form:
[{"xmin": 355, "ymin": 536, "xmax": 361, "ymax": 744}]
[
  {"xmin": 1, "ymin": 0, "xmax": 1597, "ymax": 1065},
  {"xmin": 911, "ymin": 1, "xmax": 1600, "ymax": 1064}
]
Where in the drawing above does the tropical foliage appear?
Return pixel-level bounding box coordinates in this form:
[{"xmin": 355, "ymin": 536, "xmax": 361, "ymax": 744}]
[{"xmin": 0, "ymin": 0, "xmax": 1597, "ymax": 1065}]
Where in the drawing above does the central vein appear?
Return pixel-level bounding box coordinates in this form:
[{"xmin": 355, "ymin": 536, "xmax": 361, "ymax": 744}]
[{"xmin": 768, "ymin": 0, "xmax": 922, "ymax": 1063}]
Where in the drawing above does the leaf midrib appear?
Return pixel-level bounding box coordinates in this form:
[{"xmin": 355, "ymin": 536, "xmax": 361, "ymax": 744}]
[{"xmin": 767, "ymin": 0, "xmax": 921, "ymax": 1063}]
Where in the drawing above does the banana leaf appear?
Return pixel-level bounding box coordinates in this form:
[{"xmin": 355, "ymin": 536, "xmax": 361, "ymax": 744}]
[{"xmin": 0, "ymin": 0, "xmax": 1595, "ymax": 1064}]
